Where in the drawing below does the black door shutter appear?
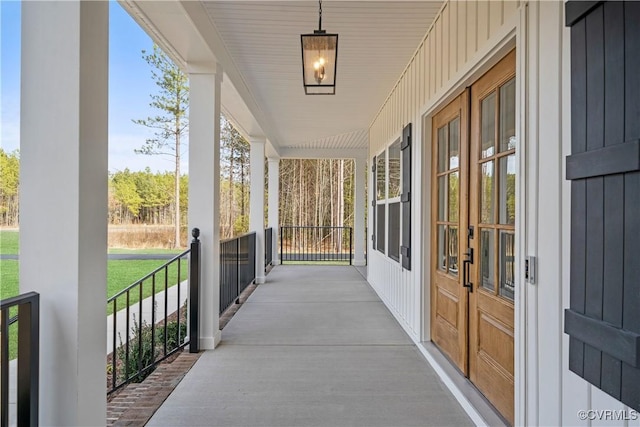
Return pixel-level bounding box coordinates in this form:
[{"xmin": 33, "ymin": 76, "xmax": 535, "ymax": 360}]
[
  {"xmin": 565, "ymin": 0, "xmax": 640, "ymax": 410},
  {"xmin": 371, "ymin": 157, "xmax": 376, "ymax": 248},
  {"xmin": 401, "ymin": 124, "xmax": 412, "ymax": 270}
]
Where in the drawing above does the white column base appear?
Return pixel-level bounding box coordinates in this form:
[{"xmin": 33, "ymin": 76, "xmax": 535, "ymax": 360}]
[
  {"xmin": 255, "ymin": 275, "xmax": 266, "ymax": 284},
  {"xmin": 353, "ymin": 259, "xmax": 367, "ymax": 267},
  {"xmin": 199, "ymin": 330, "xmax": 222, "ymax": 350}
]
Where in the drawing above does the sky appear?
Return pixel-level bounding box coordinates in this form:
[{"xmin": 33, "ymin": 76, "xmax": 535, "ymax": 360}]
[{"xmin": 1, "ymin": 0, "xmax": 188, "ymax": 174}]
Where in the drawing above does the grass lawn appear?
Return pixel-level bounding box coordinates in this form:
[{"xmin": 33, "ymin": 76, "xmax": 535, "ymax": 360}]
[
  {"xmin": 1, "ymin": 260, "xmax": 19, "ymax": 360},
  {"xmin": 106, "ymin": 259, "xmax": 187, "ymax": 314},
  {"xmin": 1, "ymin": 229, "xmax": 188, "ymax": 360},
  {"xmin": 108, "ymin": 248, "xmax": 184, "ymax": 255},
  {"xmin": 0, "ymin": 230, "xmax": 18, "ymax": 255},
  {"xmin": 280, "ymin": 260, "xmax": 351, "ymax": 266}
]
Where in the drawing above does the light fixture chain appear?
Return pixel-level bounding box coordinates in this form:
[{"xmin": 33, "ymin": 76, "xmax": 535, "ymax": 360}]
[{"xmin": 318, "ymin": 0, "xmax": 323, "ymax": 31}]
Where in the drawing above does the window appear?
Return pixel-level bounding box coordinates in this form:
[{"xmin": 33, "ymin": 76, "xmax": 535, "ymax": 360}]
[
  {"xmin": 388, "ymin": 140, "xmax": 402, "ymax": 261},
  {"xmin": 388, "ymin": 202, "xmax": 400, "ymax": 261},
  {"xmin": 374, "ymin": 138, "xmax": 404, "ymax": 261},
  {"xmin": 372, "ymin": 124, "xmax": 411, "ymax": 267},
  {"xmin": 376, "ymin": 154, "xmax": 386, "ymax": 201},
  {"xmin": 388, "ymin": 141, "xmax": 401, "ymax": 198},
  {"xmin": 375, "ymin": 151, "xmax": 386, "ymax": 253}
]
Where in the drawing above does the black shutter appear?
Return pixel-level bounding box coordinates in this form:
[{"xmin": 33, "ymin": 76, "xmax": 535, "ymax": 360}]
[
  {"xmin": 371, "ymin": 157, "xmax": 376, "ymax": 247},
  {"xmin": 565, "ymin": 0, "xmax": 640, "ymax": 410},
  {"xmin": 400, "ymin": 124, "xmax": 412, "ymax": 270}
]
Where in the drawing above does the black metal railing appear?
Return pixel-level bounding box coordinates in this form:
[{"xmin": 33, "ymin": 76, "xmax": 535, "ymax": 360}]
[
  {"xmin": 220, "ymin": 232, "xmax": 256, "ymax": 314},
  {"xmin": 280, "ymin": 226, "xmax": 353, "ymax": 264},
  {"xmin": 1, "ymin": 292, "xmax": 39, "ymax": 427},
  {"xmin": 265, "ymin": 227, "xmax": 273, "ymax": 269},
  {"xmin": 107, "ymin": 228, "xmax": 200, "ymax": 395}
]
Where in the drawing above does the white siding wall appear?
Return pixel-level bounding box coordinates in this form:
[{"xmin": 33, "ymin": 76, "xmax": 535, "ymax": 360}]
[
  {"xmin": 369, "ymin": 1, "xmax": 640, "ymax": 425},
  {"xmin": 367, "ymin": 0, "xmax": 521, "ymax": 345}
]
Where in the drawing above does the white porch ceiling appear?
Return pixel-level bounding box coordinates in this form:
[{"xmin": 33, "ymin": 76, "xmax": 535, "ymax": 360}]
[{"xmin": 124, "ymin": 1, "xmax": 444, "ymax": 157}]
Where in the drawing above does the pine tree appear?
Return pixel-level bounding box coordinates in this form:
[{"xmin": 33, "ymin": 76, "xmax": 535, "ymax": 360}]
[{"xmin": 133, "ymin": 45, "xmax": 189, "ymax": 248}]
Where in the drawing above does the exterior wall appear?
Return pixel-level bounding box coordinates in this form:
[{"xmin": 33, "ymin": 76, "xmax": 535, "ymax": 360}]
[
  {"xmin": 369, "ymin": 1, "xmax": 640, "ymax": 425},
  {"xmin": 368, "ymin": 0, "xmax": 521, "ymax": 345}
]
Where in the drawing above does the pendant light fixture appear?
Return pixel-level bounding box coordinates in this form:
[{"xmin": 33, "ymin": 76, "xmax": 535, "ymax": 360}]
[{"xmin": 300, "ymin": 0, "xmax": 338, "ymax": 95}]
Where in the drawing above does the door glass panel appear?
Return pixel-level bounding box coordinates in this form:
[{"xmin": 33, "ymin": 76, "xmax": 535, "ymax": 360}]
[
  {"xmin": 438, "ymin": 176, "xmax": 446, "ymax": 221},
  {"xmin": 480, "ymin": 229, "xmax": 495, "ymax": 291},
  {"xmin": 480, "ymin": 161, "xmax": 495, "ymax": 224},
  {"xmin": 448, "ymin": 172, "xmax": 459, "ymax": 222},
  {"xmin": 448, "ymin": 226, "xmax": 459, "ymax": 275},
  {"xmin": 481, "ymin": 92, "xmax": 496, "ymax": 158},
  {"xmin": 499, "ymin": 155, "xmax": 516, "ymax": 225},
  {"xmin": 499, "ymin": 78, "xmax": 516, "ymax": 152},
  {"xmin": 438, "ymin": 225, "xmax": 447, "ymax": 271},
  {"xmin": 438, "ymin": 125, "xmax": 448, "ymax": 172},
  {"xmin": 449, "ymin": 117, "xmax": 460, "ymax": 170},
  {"xmin": 499, "ymin": 231, "xmax": 515, "ymax": 300},
  {"xmin": 376, "ymin": 153, "xmax": 386, "ymax": 200}
]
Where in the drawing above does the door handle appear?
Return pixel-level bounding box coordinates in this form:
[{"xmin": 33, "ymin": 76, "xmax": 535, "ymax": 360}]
[{"xmin": 462, "ymin": 248, "xmax": 473, "ymax": 292}]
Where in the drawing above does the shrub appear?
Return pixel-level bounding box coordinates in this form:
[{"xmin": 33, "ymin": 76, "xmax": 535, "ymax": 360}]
[{"xmin": 116, "ymin": 313, "xmax": 188, "ymax": 384}]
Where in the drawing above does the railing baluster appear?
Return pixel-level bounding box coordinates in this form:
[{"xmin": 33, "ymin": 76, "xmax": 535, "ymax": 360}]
[
  {"xmin": 164, "ymin": 266, "xmax": 168, "ymax": 357},
  {"xmin": 151, "ymin": 274, "xmax": 156, "ymax": 362},
  {"xmin": 112, "ymin": 299, "xmax": 117, "ymax": 391},
  {"xmin": 125, "ymin": 291, "xmax": 130, "ymax": 384},
  {"xmin": 138, "ymin": 283, "xmax": 143, "ymax": 379},
  {"xmin": 350, "ymin": 227, "xmax": 353, "ymax": 265},
  {"xmin": 1, "ymin": 307, "xmax": 9, "ymax": 427},
  {"xmin": 177, "ymin": 258, "xmax": 182, "ymax": 346}
]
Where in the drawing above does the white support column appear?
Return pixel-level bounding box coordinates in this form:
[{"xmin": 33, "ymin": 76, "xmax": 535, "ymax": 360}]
[
  {"xmin": 20, "ymin": 2, "xmax": 108, "ymax": 425},
  {"xmin": 353, "ymin": 157, "xmax": 367, "ymax": 266},
  {"xmin": 188, "ymin": 66, "xmax": 223, "ymax": 349},
  {"xmin": 267, "ymin": 157, "xmax": 280, "ymax": 265},
  {"xmin": 249, "ymin": 137, "xmax": 266, "ymax": 283}
]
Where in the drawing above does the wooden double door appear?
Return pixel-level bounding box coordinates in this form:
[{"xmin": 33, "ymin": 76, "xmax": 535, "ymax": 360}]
[{"xmin": 430, "ymin": 50, "xmax": 516, "ymax": 425}]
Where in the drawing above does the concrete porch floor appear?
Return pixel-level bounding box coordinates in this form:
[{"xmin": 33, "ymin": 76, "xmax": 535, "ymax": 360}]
[{"xmin": 147, "ymin": 265, "xmax": 473, "ymax": 427}]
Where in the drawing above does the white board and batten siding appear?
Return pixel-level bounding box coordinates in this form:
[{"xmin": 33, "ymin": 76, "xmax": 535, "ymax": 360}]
[
  {"xmin": 368, "ymin": 1, "xmax": 640, "ymax": 426},
  {"xmin": 367, "ymin": 0, "xmax": 521, "ymax": 349}
]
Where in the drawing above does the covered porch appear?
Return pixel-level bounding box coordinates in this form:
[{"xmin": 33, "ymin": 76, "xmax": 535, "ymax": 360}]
[
  {"xmin": 15, "ymin": 1, "xmax": 430, "ymax": 424},
  {"xmin": 15, "ymin": 1, "xmax": 639, "ymax": 426}
]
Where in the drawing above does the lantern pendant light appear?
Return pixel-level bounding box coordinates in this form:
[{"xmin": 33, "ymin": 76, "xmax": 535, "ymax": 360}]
[{"xmin": 300, "ymin": 0, "xmax": 338, "ymax": 95}]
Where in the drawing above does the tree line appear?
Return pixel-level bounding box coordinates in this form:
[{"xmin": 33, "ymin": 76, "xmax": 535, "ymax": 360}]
[
  {"xmin": 279, "ymin": 158, "xmax": 355, "ymax": 230},
  {"xmin": 1, "ymin": 147, "xmax": 358, "ymax": 235},
  {"xmin": 0, "ymin": 119, "xmax": 252, "ymax": 242},
  {"xmin": 0, "ymin": 149, "xmax": 19, "ymax": 227}
]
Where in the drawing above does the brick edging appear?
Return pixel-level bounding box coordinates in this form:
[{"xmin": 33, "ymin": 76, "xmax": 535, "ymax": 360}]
[{"xmin": 107, "ymin": 351, "xmax": 201, "ymax": 426}]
